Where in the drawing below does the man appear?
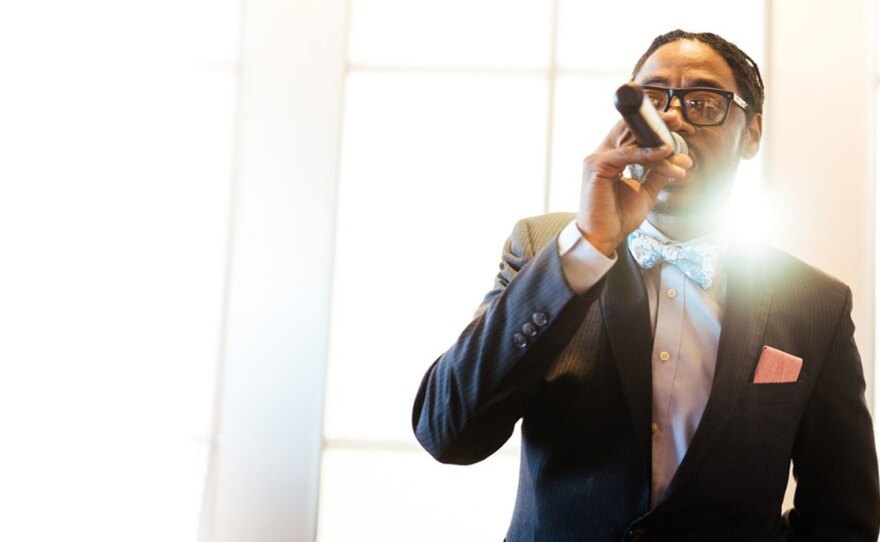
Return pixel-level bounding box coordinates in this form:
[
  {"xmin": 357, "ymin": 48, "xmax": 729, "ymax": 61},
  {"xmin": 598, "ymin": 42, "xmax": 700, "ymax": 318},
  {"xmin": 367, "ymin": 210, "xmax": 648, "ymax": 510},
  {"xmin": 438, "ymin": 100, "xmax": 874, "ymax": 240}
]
[{"xmin": 412, "ymin": 30, "xmax": 880, "ymax": 541}]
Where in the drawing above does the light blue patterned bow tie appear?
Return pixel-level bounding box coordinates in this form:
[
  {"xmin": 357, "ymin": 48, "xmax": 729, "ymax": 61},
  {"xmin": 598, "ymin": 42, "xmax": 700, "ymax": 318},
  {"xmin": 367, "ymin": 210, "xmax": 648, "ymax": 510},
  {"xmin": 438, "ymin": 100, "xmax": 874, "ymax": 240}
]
[{"xmin": 627, "ymin": 229, "xmax": 721, "ymax": 289}]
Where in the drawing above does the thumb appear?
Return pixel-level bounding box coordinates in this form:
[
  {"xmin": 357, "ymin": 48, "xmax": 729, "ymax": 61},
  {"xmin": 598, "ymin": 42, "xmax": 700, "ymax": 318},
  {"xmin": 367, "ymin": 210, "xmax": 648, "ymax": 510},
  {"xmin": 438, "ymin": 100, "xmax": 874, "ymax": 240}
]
[{"xmin": 603, "ymin": 144, "xmax": 672, "ymax": 169}]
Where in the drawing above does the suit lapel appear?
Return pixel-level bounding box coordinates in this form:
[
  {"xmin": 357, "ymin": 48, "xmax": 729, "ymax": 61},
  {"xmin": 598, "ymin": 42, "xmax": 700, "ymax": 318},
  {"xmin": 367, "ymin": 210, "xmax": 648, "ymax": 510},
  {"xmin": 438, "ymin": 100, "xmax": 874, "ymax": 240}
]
[
  {"xmin": 659, "ymin": 245, "xmax": 774, "ymax": 502},
  {"xmin": 601, "ymin": 244, "xmax": 654, "ymax": 473}
]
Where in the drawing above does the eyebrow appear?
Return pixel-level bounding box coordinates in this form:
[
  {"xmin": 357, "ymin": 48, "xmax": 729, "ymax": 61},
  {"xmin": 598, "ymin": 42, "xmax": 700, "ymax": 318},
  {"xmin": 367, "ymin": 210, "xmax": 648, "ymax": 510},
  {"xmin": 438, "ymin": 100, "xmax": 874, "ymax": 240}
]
[{"xmin": 640, "ymin": 76, "xmax": 727, "ymax": 90}]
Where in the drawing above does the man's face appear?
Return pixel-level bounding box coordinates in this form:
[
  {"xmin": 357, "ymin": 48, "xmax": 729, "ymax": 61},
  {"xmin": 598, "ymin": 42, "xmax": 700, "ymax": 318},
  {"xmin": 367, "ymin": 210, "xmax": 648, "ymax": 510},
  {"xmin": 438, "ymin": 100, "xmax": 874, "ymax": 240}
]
[{"xmin": 632, "ymin": 39, "xmax": 762, "ymax": 219}]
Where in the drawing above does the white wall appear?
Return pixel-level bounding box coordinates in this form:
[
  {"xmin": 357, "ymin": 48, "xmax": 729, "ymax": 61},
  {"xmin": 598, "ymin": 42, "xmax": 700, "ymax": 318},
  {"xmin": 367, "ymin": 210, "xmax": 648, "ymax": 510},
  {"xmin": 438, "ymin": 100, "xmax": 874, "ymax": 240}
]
[
  {"xmin": 766, "ymin": 0, "xmax": 876, "ymax": 405},
  {"xmin": 202, "ymin": 0, "xmax": 347, "ymax": 541},
  {"xmin": 0, "ymin": 2, "xmax": 239, "ymax": 541}
]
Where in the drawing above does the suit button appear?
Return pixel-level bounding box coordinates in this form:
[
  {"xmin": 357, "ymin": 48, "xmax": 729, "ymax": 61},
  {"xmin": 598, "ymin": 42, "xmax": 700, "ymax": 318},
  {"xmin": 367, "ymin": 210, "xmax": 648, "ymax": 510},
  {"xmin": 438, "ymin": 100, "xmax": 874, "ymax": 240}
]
[
  {"xmin": 626, "ymin": 526, "xmax": 647, "ymax": 541},
  {"xmin": 513, "ymin": 333, "xmax": 528, "ymax": 349},
  {"xmin": 531, "ymin": 312, "xmax": 549, "ymax": 326},
  {"xmin": 522, "ymin": 322, "xmax": 538, "ymax": 337}
]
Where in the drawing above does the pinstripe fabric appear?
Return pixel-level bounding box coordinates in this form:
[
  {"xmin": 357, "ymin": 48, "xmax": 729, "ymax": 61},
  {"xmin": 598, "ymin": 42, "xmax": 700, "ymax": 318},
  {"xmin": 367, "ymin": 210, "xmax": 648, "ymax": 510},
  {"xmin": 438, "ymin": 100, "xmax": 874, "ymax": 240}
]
[{"xmin": 413, "ymin": 212, "xmax": 880, "ymax": 541}]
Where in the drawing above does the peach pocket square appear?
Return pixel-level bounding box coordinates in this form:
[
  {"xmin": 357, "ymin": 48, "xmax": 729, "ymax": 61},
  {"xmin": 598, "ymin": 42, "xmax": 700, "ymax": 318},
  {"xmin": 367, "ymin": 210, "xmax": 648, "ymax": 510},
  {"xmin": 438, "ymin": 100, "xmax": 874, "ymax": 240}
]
[{"xmin": 753, "ymin": 346, "xmax": 803, "ymax": 384}]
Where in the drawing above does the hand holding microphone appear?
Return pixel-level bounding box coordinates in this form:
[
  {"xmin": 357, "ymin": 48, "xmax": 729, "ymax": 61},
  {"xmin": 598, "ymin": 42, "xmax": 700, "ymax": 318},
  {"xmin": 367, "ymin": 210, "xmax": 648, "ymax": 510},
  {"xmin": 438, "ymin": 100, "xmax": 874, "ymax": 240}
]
[{"xmin": 574, "ymin": 83, "xmax": 693, "ymax": 256}]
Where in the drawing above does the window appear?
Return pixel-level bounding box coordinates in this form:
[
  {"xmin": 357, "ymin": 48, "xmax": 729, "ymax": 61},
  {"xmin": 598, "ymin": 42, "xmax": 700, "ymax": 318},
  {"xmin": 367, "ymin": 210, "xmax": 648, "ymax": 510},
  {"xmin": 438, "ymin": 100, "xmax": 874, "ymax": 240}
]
[{"xmin": 320, "ymin": 3, "xmax": 765, "ymax": 539}]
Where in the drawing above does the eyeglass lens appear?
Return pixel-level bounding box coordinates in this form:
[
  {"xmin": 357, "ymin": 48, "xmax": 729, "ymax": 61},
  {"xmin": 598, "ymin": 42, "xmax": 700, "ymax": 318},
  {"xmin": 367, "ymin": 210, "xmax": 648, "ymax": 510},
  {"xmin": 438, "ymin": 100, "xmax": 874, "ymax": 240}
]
[{"xmin": 643, "ymin": 88, "xmax": 730, "ymax": 126}]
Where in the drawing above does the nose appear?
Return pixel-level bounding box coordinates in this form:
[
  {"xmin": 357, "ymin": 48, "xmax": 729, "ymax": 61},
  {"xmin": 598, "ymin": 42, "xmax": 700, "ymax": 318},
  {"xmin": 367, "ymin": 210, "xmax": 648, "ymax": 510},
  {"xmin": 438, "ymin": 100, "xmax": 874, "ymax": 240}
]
[
  {"xmin": 663, "ymin": 96, "xmax": 696, "ymax": 135},
  {"xmin": 665, "ymin": 95, "xmax": 684, "ymax": 112}
]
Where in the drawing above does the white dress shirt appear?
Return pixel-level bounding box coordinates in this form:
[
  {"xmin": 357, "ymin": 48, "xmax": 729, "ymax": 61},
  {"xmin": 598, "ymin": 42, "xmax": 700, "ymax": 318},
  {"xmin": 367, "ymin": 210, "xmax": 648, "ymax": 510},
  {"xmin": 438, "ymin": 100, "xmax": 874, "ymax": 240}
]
[{"xmin": 557, "ymin": 219, "xmax": 727, "ymax": 507}]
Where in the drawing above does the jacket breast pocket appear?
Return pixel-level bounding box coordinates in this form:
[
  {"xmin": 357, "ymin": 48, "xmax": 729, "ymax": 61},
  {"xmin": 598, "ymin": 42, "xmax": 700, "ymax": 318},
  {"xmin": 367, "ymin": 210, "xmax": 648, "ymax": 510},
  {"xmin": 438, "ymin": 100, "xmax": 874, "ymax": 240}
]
[{"xmin": 741, "ymin": 380, "xmax": 805, "ymax": 406}]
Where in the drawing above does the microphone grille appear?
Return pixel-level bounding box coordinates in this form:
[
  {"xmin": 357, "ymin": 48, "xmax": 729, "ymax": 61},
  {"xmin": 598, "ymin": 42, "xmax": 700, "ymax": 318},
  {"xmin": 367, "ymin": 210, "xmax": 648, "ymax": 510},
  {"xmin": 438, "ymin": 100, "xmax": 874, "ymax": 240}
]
[{"xmin": 670, "ymin": 132, "xmax": 688, "ymax": 156}]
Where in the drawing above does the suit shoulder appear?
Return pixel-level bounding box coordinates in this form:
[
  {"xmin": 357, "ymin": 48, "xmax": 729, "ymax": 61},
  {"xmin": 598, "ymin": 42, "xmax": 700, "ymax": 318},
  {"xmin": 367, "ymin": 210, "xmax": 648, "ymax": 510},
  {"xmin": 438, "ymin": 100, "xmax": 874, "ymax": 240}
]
[
  {"xmin": 512, "ymin": 212, "xmax": 576, "ymax": 251},
  {"xmin": 756, "ymin": 245, "xmax": 851, "ymax": 304}
]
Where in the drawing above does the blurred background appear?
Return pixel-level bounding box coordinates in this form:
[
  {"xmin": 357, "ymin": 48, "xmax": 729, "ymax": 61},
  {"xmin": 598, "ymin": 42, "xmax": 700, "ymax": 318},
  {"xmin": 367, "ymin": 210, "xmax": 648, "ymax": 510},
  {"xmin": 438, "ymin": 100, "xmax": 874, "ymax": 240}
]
[{"xmin": 0, "ymin": 0, "xmax": 876, "ymax": 540}]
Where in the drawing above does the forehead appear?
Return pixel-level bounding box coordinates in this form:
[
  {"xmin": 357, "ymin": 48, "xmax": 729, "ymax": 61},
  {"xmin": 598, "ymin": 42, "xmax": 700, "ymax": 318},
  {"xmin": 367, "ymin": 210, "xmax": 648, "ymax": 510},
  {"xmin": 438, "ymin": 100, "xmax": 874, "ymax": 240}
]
[{"xmin": 634, "ymin": 39, "xmax": 738, "ymax": 91}]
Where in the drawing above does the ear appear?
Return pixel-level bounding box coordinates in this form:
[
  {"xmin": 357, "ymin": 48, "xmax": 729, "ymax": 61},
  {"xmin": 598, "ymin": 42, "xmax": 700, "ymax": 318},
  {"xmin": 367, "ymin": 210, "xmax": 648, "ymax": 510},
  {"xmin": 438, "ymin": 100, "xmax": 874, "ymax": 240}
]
[{"xmin": 740, "ymin": 112, "xmax": 762, "ymax": 159}]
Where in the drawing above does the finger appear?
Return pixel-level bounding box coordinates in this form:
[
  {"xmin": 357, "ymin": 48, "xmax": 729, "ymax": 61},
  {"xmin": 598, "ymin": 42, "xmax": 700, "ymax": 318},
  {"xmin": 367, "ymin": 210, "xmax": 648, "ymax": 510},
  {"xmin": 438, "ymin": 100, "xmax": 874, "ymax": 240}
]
[
  {"xmin": 613, "ymin": 122, "xmax": 640, "ymax": 149},
  {"xmin": 668, "ymin": 152, "xmax": 693, "ymax": 169},
  {"xmin": 645, "ymin": 162, "xmax": 688, "ymax": 180},
  {"xmin": 640, "ymin": 152, "xmax": 693, "ymax": 180},
  {"xmin": 639, "ymin": 171, "xmax": 673, "ymax": 200},
  {"xmin": 637, "ymin": 161, "xmax": 684, "ymax": 199},
  {"xmin": 640, "ymin": 164, "xmax": 687, "ymax": 184},
  {"xmin": 598, "ymin": 118, "xmax": 632, "ymax": 151},
  {"xmin": 587, "ymin": 144, "xmax": 672, "ymax": 176}
]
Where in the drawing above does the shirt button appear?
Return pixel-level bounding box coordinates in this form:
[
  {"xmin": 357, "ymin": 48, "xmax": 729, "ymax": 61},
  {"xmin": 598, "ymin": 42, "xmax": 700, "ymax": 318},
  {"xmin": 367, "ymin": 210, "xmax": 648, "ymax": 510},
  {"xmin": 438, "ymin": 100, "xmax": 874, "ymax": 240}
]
[
  {"xmin": 666, "ymin": 288, "xmax": 677, "ymax": 299},
  {"xmin": 513, "ymin": 333, "xmax": 528, "ymax": 349},
  {"xmin": 651, "ymin": 423, "xmax": 659, "ymax": 434},
  {"xmin": 659, "ymin": 351, "xmax": 670, "ymax": 362}
]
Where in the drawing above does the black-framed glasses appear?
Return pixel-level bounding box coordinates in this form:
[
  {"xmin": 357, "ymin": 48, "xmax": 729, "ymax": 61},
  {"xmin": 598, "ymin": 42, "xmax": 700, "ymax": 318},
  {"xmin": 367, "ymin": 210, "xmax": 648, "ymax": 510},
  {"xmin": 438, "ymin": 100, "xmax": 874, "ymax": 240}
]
[{"xmin": 642, "ymin": 86, "xmax": 749, "ymax": 127}]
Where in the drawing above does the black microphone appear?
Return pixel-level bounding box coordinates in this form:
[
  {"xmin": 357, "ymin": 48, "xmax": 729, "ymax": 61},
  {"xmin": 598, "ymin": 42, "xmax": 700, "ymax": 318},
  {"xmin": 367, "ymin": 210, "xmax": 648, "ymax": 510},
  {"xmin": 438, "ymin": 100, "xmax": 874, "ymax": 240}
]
[{"xmin": 614, "ymin": 82, "xmax": 688, "ymax": 156}]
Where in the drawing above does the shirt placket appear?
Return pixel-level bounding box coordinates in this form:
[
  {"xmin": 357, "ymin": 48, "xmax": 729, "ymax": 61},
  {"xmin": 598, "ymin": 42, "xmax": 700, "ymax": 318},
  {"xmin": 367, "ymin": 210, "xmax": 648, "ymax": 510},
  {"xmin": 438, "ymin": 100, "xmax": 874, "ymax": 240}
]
[{"xmin": 650, "ymin": 262, "xmax": 687, "ymax": 504}]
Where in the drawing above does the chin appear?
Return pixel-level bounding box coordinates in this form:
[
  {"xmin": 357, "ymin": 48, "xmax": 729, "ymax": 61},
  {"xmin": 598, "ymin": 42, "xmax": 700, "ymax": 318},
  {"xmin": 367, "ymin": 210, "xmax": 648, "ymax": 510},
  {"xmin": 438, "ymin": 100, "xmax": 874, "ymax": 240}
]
[
  {"xmin": 653, "ymin": 186, "xmax": 698, "ymax": 215},
  {"xmin": 653, "ymin": 187, "xmax": 730, "ymax": 224},
  {"xmin": 655, "ymin": 168, "xmax": 736, "ymax": 215}
]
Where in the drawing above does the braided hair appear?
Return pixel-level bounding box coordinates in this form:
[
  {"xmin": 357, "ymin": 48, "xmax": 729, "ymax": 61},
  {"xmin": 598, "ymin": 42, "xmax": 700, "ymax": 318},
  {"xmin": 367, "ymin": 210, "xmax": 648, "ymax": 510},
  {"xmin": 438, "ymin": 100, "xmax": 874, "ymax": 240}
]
[{"xmin": 631, "ymin": 30, "xmax": 765, "ymax": 117}]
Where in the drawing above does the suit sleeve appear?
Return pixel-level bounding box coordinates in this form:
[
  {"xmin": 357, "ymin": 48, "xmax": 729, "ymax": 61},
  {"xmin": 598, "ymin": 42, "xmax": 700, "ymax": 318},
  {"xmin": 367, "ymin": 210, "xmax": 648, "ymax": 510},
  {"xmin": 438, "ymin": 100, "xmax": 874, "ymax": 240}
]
[
  {"xmin": 785, "ymin": 288, "xmax": 880, "ymax": 541},
  {"xmin": 411, "ymin": 218, "xmax": 607, "ymax": 464}
]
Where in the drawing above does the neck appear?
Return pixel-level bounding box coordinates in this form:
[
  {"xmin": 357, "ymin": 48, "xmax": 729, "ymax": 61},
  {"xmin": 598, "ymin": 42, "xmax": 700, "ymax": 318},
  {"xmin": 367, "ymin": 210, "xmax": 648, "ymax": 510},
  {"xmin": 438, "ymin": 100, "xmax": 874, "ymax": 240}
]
[{"xmin": 646, "ymin": 211, "xmax": 725, "ymax": 241}]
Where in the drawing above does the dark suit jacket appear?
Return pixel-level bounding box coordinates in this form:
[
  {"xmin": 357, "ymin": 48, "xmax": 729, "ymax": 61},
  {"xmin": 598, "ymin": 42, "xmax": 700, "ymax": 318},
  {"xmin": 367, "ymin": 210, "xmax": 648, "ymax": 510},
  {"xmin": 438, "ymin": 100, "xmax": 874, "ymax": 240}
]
[{"xmin": 412, "ymin": 212, "xmax": 880, "ymax": 541}]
